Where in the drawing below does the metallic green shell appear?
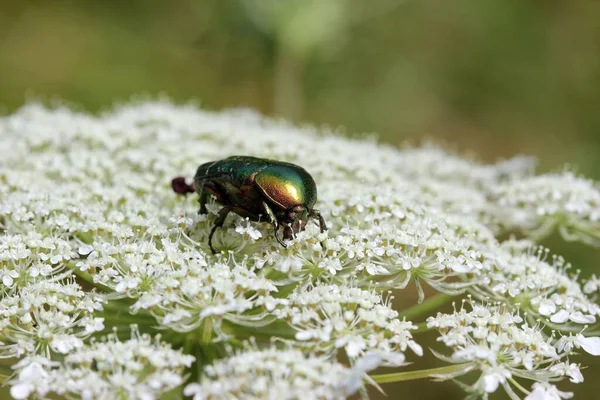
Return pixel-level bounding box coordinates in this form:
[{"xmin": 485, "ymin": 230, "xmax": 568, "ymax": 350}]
[
  {"xmin": 255, "ymin": 165, "xmax": 317, "ymax": 210},
  {"xmin": 194, "ymin": 156, "xmax": 317, "ymax": 210},
  {"xmin": 195, "ymin": 156, "xmax": 266, "ymax": 186}
]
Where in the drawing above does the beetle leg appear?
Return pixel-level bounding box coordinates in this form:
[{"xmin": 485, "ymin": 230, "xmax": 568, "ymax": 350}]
[
  {"xmin": 194, "ymin": 173, "xmax": 230, "ymax": 215},
  {"xmin": 261, "ymin": 201, "xmax": 287, "ymax": 248},
  {"xmin": 273, "ymin": 224, "xmax": 287, "ymax": 247},
  {"xmin": 283, "ymin": 224, "xmax": 294, "ymax": 241},
  {"xmin": 208, "ymin": 206, "xmax": 233, "ymax": 254},
  {"xmin": 198, "ymin": 187, "xmax": 208, "ymax": 215},
  {"xmin": 310, "ymin": 209, "xmax": 327, "ymax": 232}
]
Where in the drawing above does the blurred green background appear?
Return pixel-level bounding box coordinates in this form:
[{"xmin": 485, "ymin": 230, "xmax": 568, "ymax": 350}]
[{"xmin": 1, "ymin": 0, "xmax": 599, "ymax": 399}]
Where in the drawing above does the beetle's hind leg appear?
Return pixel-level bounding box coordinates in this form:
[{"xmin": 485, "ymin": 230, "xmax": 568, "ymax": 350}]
[
  {"xmin": 208, "ymin": 206, "xmax": 233, "ymax": 254},
  {"xmin": 197, "ymin": 187, "xmax": 209, "ymax": 215},
  {"xmin": 196, "ymin": 180, "xmax": 226, "ymax": 215}
]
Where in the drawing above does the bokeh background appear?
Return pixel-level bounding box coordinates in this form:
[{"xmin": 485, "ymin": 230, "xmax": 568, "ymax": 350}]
[{"xmin": 1, "ymin": 1, "xmax": 599, "ymax": 399}]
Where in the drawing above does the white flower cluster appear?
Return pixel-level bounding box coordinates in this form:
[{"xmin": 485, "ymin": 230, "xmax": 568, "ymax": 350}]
[
  {"xmin": 0, "ymin": 279, "xmax": 105, "ymax": 358},
  {"xmin": 0, "ymin": 232, "xmax": 104, "ymax": 359},
  {"xmin": 471, "ymin": 240, "xmax": 600, "ymax": 328},
  {"xmin": 489, "ymin": 172, "xmax": 600, "ymax": 244},
  {"xmin": 247, "ymin": 184, "xmax": 496, "ymax": 301},
  {"xmin": 273, "ymin": 283, "xmax": 421, "ymax": 363},
  {"xmin": 183, "ymin": 344, "xmax": 379, "ymax": 400},
  {"xmin": 76, "ymin": 233, "xmax": 281, "ymax": 333},
  {"xmin": 584, "ymin": 274, "xmax": 600, "ymax": 297},
  {"xmin": 0, "ymin": 232, "xmax": 73, "ymax": 290},
  {"xmin": 129, "ymin": 250, "xmax": 281, "ymax": 333},
  {"xmin": 1, "ymin": 101, "xmax": 599, "ymax": 399},
  {"xmin": 427, "ymin": 301, "xmax": 600, "ymax": 398},
  {"xmin": 9, "ymin": 327, "xmax": 194, "ymax": 400},
  {"xmin": 391, "ymin": 146, "xmax": 536, "ymax": 189}
]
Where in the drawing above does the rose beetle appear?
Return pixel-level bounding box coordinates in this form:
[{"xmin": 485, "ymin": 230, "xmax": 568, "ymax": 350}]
[{"xmin": 172, "ymin": 156, "xmax": 327, "ymax": 254}]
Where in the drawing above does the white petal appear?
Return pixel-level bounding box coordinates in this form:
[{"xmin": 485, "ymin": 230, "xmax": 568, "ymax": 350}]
[
  {"xmin": 381, "ymin": 352, "xmax": 406, "ymax": 366},
  {"xmin": 78, "ymin": 245, "xmax": 94, "ymax": 255},
  {"xmin": 550, "ymin": 310, "xmax": 569, "ymax": 323},
  {"xmin": 408, "ymin": 340, "xmax": 424, "ymax": 357},
  {"xmin": 183, "ymin": 383, "xmax": 202, "ymax": 397},
  {"xmin": 482, "ymin": 374, "xmax": 500, "ymax": 393},
  {"xmin": 353, "ymin": 352, "xmax": 382, "ymax": 372},
  {"xmin": 569, "ymin": 312, "xmax": 595, "ymax": 324},
  {"xmin": 538, "ymin": 300, "xmax": 556, "ymax": 316},
  {"xmin": 50, "ymin": 255, "xmax": 62, "ymax": 264},
  {"xmin": 345, "ymin": 337, "xmax": 365, "ymax": 358},
  {"xmin": 10, "ymin": 383, "xmax": 33, "ymax": 400},
  {"xmin": 524, "ymin": 386, "xmax": 546, "ymax": 400},
  {"xmin": 567, "ymin": 364, "xmax": 584, "ymax": 383},
  {"xmin": 2, "ymin": 275, "xmax": 14, "ymax": 287},
  {"xmin": 579, "ymin": 336, "xmax": 600, "ymax": 356},
  {"xmin": 450, "ymin": 262, "xmax": 472, "ymax": 273},
  {"xmin": 295, "ymin": 330, "xmax": 314, "ymax": 341}
]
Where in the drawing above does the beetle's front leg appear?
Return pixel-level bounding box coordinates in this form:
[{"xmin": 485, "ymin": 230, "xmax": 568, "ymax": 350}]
[
  {"xmin": 208, "ymin": 206, "xmax": 233, "ymax": 254},
  {"xmin": 261, "ymin": 201, "xmax": 287, "ymax": 248},
  {"xmin": 283, "ymin": 224, "xmax": 294, "ymax": 241},
  {"xmin": 310, "ymin": 209, "xmax": 327, "ymax": 232}
]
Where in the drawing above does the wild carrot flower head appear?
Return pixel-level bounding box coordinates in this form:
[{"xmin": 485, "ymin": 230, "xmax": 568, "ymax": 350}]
[{"xmin": 0, "ymin": 101, "xmax": 598, "ymax": 399}]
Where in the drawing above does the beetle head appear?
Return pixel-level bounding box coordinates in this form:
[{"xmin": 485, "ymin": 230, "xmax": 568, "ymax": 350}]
[{"xmin": 284, "ymin": 205, "xmax": 309, "ymax": 235}]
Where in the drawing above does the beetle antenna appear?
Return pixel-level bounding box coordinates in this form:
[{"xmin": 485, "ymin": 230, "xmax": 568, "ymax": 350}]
[{"xmin": 171, "ymin": 177, "xmax": 195, "ymax": 195}]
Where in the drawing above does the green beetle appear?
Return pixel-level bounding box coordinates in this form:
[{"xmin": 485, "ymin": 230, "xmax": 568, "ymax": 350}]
[{"xmin": 172, "ymin": 156, "xmax": 327, "ymax": 254}]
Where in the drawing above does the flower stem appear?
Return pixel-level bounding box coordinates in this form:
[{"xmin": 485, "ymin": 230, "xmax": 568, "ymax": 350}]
[
  {"xmin": 100, "ymin": 301, "xmax": 155, "ymax": 322},
  {"xmin": 99, "ymin": 311, "xmax": 155, "ymax": 325},
  {"xmin": 370, "ymin": 364, "xmax": 471, "ymax": 384},
  {"xmin": 399, "ymin": 293, "xmax": 454, "ymax": 321},
  {"xmin": 509, "ymin": 377, "xmax": 529, "ymax": 396},
  {"xmin": 201, "ymin": 318, "xmax": 213, "ymax": 344},
  {"xmin": 197, "ymin": 320, "xmax": 219, "ymax": 368},
  {"xmin": 221, "ymin": 320, "xmax": 297, "ymax": 340}
]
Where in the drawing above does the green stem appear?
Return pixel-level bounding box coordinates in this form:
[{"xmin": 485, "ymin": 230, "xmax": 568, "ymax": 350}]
[
  {"xmin": 583, "ymin": 330, "xmax": 600, "ymax": 336},
  {"xmin": 509, "ymin": 377, "xmax": 529, "ymax": 396},
  {"xmin": 370, "ymin": 364, "xmax": 471, "ymax": 384},
  {"xmin": 99, "ymin": 312, "xmax": 155, "ymax": 325},
  {"xmin": 201, "ymin": 319, "xmax": 213, "ymax": 344},
  {"xmin": 102, "ymin": 300, "xmax": 134, "ymax": 309},
  {"xmin": 196, "ymin": 346, "xmax": 203, "ymax": 378},
  {"xmin": 100, "ymin": 301, "xmax": 155, "ymax": 323},
  {"xmin": 222, "ymin": 320, "xmax": 296, "ymax": 340},
  {"xmin": 399, "ymin": 293, "xmax": 454, "ymax": 320}
]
